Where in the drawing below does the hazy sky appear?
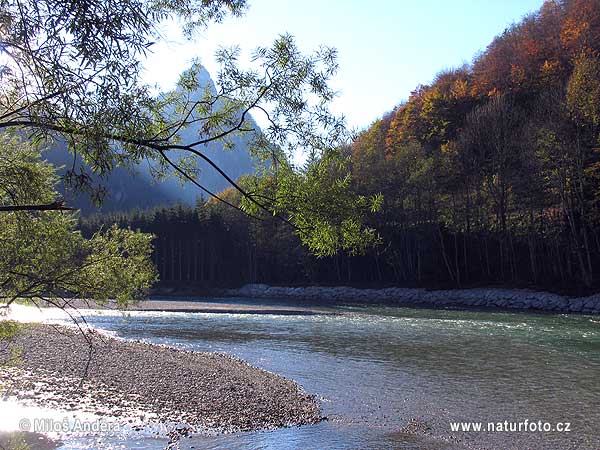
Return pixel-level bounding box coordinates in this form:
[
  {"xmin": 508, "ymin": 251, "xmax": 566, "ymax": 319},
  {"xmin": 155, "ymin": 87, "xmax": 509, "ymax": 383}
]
[{"xmin": 143, "ymin": 0, "xmax": 545, "ymax": 131}]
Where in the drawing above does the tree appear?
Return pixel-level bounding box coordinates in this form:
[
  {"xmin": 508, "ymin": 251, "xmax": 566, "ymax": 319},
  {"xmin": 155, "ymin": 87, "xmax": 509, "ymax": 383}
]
[
  {"xmin": 567, "ymin": 49, "xmax": 600, "ymax": 130},
  {"xmin": 0, "ymin": 0, "xmax": 376, "ymax": 256},
  {"xmin": 350, "ymin": 111, "xmax": 395, "ymax": 196},
  {"xmin": 459, "ymin": 95, "xmax": 525, "ymax": 235},
  {"xmin": 0, "ymin": 134, "xmax": 157, "ymax": 309},
  {"xmin": 239, "ymin": 149, "xmax": 382, "ymax": 257},
  {"xmin": 532, "ymin": 100, "xmax": 593, "ymax": 285}
]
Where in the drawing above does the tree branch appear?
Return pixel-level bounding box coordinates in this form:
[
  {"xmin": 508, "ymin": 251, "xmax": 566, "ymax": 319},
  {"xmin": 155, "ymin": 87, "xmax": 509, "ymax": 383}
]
[{"xmin": 0, "ymin": 201, "xmax": 75, "ymax": 212}]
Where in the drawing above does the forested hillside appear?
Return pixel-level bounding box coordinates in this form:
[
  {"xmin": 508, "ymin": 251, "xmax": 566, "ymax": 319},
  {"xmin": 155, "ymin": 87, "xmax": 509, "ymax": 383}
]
[
  {"xmin": 347, "ymin": 0, "xmax": 600, "ymax": 291},
  {"xmin": 82, "ymin": 0, "xmax": 600, "ymax": 293}
]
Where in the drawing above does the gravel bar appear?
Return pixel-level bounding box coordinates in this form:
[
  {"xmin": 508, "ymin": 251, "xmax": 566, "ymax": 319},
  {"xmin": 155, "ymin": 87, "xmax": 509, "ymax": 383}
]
[{"xmin": 0, "ymin": 323, "xmax": 323, "ymax": 433}]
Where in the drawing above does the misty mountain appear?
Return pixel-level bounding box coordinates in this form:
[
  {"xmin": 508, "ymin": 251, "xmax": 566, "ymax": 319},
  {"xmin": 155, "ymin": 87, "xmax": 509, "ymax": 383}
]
[{"xmin": 45, "ymin": 65, "xmax": 258, "ymax": 214}]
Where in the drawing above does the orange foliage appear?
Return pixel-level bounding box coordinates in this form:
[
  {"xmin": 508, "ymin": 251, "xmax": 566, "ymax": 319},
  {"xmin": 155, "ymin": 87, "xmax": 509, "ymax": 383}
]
[
  {"xmin": 469, "ymin": 0, "xmax": 600, "ymax": 95},
  {"xmin": 561, "ymin": 0, "xmax": 600, "ymax": 52},
  {"xmin": 540, "ymin": 58, "xmax": 563, "ymax": 84},
  {"xmin": 386, "ymin": 68, "xmax": 478, "ymax": 155},
  {"xmin": 522, "ymin": 37, "xmax": 541, "ymax": 58},
  {"xmin": 510, "ymin": 64, "xmax": 526, "ymax": 85},
  {"xmin": 561, "ymin": 16, "xmax": 589, "ymax": 48},
  {"xmin": 450, "ymin": 78, "xmax": 469, "ymax": 99},
  {"xmin": 362, "ymin": 0, "xmax": 600, "ymax": 169}
]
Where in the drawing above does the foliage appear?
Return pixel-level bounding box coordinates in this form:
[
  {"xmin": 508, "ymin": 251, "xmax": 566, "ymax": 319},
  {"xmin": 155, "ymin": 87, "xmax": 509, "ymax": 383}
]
[
  {"xmin": 38, "ymin": 0, "xmax": 600, "ymax": 293},
  {"xmin": 240, "ymin": 150, "xmax": 382, "ymax": 257},
  {"xmin": 343, "ymin": 0, "xmax": 600, "ymax": 290},
  {"xmin": 0, "ymin": 320, "xmax": 22, "ymax": 367},
  {"xmin": 567, "ymin": 49, "xmax": 600, "ymax": 128},
  {"xmin": 88, "ymin": 0, "xmax": 600, "ymax": 292},
  {"xmin": 0, "ymin": 136, "xmax": 157, "ymax": 307},
  {"xmin": 0, "ymin": 0, "xmax": 377, "ymax": 256}
]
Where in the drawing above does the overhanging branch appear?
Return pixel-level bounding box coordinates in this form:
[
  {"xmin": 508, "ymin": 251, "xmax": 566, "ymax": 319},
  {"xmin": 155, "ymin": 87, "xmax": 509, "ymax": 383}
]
[{"xmin": 0, "ymin": 201, "xmax": 75, "ymax": 212}]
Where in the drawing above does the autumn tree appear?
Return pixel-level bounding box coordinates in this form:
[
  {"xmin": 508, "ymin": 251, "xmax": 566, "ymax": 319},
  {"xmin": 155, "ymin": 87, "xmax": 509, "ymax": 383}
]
[
  {"xmin": 350, "ymin": 111, "xmax": 395, "ymax": 196},
  {"xmin": 567, "ymin": 48, "xmax": 600, "ymax": 130}
]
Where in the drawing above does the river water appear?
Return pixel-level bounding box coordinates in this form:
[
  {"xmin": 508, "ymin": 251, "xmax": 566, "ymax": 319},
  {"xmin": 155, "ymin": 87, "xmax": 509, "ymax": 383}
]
[{"xmin": 2, "ymin": 299, "xmax": 600, "ymax": 449}]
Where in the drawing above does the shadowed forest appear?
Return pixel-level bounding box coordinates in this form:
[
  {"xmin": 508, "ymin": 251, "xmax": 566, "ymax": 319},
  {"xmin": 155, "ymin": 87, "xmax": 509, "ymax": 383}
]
[{"xmin": 81, "ymin": 0, "xmax": 600, "ymax": 293}]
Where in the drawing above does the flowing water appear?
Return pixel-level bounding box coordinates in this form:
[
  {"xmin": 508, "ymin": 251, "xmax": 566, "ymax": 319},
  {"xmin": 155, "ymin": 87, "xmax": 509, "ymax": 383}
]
[{"xmin": 1, "ymin": 299, "xmax": 599, "ymax": 449}]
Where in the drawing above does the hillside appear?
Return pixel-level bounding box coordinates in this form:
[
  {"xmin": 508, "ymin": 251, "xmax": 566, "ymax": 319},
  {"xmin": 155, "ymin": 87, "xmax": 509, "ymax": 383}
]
[{"xmin": 345, "ymin": 0, "xmax": 600, "ymax": 291}]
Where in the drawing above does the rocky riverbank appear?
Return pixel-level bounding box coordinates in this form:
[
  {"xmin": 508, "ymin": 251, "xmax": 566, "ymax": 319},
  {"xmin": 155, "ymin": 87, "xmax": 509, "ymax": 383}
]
[
  {"xmin": 226, "ymin": 284, "xmax": 600, "ymax": 314},
  {"xmin": 0, "ymin": 323, "xmax": 322, "ymax": 434}
]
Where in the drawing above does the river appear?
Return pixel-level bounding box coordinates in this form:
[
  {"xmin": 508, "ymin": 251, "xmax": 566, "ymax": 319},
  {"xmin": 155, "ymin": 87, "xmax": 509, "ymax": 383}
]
[{"xmin": 2, "ymin": 298, "xmax": 600, "ymax": 449}]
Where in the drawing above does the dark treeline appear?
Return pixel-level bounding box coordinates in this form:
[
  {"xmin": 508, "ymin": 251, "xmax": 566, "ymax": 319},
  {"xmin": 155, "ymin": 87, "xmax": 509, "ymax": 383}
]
[
  {"xmin": 79, "ymin": 200, "xmax": 377, "ymax": 287},
  {"xmin": 82, "ymin": 0, "xmax": 600, "ymax": 293}
]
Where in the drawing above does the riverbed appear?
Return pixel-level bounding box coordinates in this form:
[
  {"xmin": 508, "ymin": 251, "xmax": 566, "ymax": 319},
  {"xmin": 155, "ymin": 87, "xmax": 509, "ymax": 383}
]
[{"xmin": 1, "ymin": 298, "xmax": 599, "ymax": 449}]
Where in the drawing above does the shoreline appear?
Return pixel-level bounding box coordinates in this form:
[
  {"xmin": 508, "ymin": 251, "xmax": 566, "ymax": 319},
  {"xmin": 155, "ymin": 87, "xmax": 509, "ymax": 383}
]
[
  {"xmin": 50, "ymin": 284, "xmax": 600, "ymax": 316},
  {"xmin": 0, "ymin": 323, "xmax": 323, "ymax": 435},
  {"xmin": 58, "ymin": 298, "xmax": 336, "ymax": 315},
  {"xmin": 218, "ymin": 284, "xmax": 600, "ymax": 315}
]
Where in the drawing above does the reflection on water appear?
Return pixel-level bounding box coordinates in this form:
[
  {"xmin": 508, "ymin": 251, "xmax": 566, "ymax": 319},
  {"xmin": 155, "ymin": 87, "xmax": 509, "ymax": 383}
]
[{"xmin": 2, "ymin": 302, "xmax": 600, "ymax": 449}]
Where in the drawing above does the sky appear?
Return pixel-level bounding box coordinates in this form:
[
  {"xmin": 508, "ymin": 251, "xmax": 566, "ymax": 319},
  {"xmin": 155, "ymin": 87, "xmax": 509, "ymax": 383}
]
[{"xmin": 142, "ymin": 0, "xmax": 545, "ymax": 132}]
